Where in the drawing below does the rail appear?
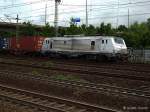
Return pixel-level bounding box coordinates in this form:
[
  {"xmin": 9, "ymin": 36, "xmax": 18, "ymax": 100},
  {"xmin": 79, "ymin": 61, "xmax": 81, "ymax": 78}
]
[{"xmin": 0, "ymin": 84, "xmax": 119, "ymax": 112}]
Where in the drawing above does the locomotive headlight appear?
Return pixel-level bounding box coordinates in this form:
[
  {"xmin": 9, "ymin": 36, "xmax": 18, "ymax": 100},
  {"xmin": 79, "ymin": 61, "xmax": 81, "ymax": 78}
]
[{"xmin": 119, "ymin": 49, "xmax": 127, "ymax": 54}]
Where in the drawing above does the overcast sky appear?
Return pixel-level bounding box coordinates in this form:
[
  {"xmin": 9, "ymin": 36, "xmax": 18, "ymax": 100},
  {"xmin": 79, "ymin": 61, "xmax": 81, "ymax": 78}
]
[{"xmin": 1, "ymin": 0, "xmax": 150, "ymax": 27}]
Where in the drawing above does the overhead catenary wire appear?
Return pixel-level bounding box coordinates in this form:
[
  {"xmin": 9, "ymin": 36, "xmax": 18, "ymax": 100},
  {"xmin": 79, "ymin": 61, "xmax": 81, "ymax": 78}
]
[
  {"xmin": 1, "ymin": 0, "xmax": 150, "ymax": 26},
  {"xmin": 0, "ymin": 17, "xmax": 6, "ymax": 23},
  {"xmin": 0, "ymin": 0, "xmax": 53, "ymax": 9},
  {"xmin": 30, "ymin": 12, "xmax": 150, "ymax": 25},
  {"xmin": 3, "ymin": 0, "xmax": 150, "ymax": 14},
  {"xmin": 0, "ymin": 0, "xmax": 113, "ymax": 9},
  {"xmin": 3, "ymin": 9, "xmax": 150, "ymax": 25},
  {"xmin": 11, "ymin": 9, "xmax": 150, "ymax": 26},
  {"xmin": 6, "ymin": 5, "xmax": 55, "ymax": 16},
  {"xmin": 19, "ymin": 1, "xmax": 150, "ymax": 20},
  {"xmin": 60, "ymin": 0, "xmax": 150, "ymax": 7},
  {"xmin": 5, "ymin": 0, "xmax": 150, "ymax": 18}
]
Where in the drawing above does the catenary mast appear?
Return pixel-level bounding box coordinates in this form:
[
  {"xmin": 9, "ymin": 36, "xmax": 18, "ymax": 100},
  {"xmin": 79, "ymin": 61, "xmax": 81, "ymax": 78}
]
[
  {"xmin": 54, "ymin": 0, "xmax": 61, "ymax": 37},
  {"xmin": 86, "ymin": 0, "xmax": 88, "ymax": 27}
]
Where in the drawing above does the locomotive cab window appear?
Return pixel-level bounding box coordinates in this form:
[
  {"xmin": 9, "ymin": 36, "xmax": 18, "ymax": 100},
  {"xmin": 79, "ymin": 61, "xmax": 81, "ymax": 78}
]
[
  {"xmin": 114, "ymin": 38, "xmax": 124, "ymax": 44},
  {"xmin": 50, "ymin": 42, "xmax": 53, "ymax": 49},
  {"xmin": 106, "ymin": 40, "xmax": 108, "ymax": 44},
  {"xmin": 102, "ymin": 40, "xmax": 104, "ymax": 44},
  {"xmin": 46, "ymin": 40, "xmax": 49, "ymax": 44}
]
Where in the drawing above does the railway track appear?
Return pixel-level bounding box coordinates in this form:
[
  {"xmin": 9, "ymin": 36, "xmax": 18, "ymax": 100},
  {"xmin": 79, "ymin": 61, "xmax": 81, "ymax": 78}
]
[
  {"xmin": 0, "ymin": 84, "xmax": 119, "ymax": 112},
  {"xmin": 0, "ymin": 57, "xmax": 150, "ymax": 73},
  {"xmin": 0, "ymin": 70, "xmax": 150, "ymax": 99},
  {"xmin": 0, "ymin": 59, "xmax": 149, "ymax": 82},
  {"xmin": 50, "ymin": 61, "xmax": 150, "ymax": 73}
]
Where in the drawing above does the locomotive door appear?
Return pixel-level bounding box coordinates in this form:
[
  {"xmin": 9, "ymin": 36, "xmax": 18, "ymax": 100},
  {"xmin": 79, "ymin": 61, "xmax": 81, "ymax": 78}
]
[
  {"xmin": 44, "ymin": 39, "xmax": 52, "ymax": 50},
  {"xmin": 100, "ymin": 39, "xmax": 106, "ymax": 52},
  {"xmin": 49, "ymin": 41, "xmax": 53, "ymax": 49},
  {"xmin": 91, "ymin": 41, "xmax": 95, "ymax": 50},
  {"xmin": 49, "ymin": 40, "xmax": 53, "ymax": 49}
]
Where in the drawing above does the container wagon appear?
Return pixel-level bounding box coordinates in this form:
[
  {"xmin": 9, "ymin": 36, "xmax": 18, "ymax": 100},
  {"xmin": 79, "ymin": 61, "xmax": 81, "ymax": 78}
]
[{"xmin": 9, "ymin": 36, "xmax": 45, "ymax": 55}]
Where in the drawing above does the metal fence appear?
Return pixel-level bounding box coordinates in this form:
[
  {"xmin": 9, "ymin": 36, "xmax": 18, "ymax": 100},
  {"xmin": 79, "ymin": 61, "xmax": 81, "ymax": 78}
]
[{"xmin": 128, "ymin": 48, "xmax": 150, "ymax": 63}]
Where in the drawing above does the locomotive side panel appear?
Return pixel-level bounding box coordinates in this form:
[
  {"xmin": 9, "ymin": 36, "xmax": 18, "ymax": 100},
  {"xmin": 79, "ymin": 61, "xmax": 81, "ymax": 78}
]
[
  {"xmin": 72, "ymin": 39, "xmax": 94, "ymax": 51},
  {"xmin": 99, "ymin": 38, "xmax": 115, "ymax": 53},
  {"xmin": 52, "ymin": 38, "xmax": 72, "ymax": 50}
]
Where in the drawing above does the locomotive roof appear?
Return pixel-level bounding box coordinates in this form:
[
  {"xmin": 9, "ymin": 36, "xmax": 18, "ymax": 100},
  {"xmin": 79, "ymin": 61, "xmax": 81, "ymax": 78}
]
[{"xmin": 46, "ymin": 36, "xmax": 116, "ymax": 40}]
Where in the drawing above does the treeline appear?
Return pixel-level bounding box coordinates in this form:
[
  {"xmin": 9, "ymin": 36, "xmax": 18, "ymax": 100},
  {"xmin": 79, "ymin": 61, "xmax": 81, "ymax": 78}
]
[{"xmin": 1, "ymin": 18, "xmax": 150, "ymax": 48}]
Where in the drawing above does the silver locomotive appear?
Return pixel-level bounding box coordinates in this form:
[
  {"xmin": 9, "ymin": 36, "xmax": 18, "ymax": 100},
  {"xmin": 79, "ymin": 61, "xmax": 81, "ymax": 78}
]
[{"xmin": 41, "ymin": 36, "xmax": 127, "ymax": 61}]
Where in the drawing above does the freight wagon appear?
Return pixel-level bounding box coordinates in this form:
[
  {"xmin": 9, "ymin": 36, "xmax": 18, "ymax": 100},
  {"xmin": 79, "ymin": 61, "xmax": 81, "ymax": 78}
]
[{"xmin": 9, "ymin": 36, "xmax": 45, "ymax": 54}]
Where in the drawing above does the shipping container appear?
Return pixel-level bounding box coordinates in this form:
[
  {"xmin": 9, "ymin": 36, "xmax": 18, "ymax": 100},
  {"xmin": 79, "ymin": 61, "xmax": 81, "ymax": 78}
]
[
  {"xmin": 4, "ymin": 38, "xmax": 9, "ymax": 49},
  {"xmin": 0, "ymin": 37, "xmax": 9, "ymax": 49},
  {"xmin": 9, "ymin": 36, "xmax": 45, "ymax": 53},
  {"xmin": 0, "ymin": 38, "xmax": 4, "ymax": 49}
]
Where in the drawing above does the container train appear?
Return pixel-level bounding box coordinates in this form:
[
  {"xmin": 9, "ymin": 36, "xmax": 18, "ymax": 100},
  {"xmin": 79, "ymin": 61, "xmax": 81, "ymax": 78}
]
[{"xmin": 0, "ymin": 36, "xmax": 128, "ymax": 61}]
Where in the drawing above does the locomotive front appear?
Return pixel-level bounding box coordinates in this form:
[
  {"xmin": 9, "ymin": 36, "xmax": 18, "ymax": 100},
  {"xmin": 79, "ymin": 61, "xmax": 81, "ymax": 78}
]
[{"xmin": 113, "ymin": 37, "xmax": 128, "ymax": 60}]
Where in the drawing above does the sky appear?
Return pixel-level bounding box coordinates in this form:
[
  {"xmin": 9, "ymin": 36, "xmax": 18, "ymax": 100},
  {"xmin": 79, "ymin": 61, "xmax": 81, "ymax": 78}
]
[{"xmin": 0, "ymin": 0, "xmax": 150, "ymax": 27}]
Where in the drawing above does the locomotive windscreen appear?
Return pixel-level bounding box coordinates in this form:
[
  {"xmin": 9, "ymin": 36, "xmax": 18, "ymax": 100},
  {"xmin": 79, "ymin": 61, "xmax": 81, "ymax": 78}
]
[{"xmin": 114, "ymin": 38, "xmax": 124, "ymax": 45}]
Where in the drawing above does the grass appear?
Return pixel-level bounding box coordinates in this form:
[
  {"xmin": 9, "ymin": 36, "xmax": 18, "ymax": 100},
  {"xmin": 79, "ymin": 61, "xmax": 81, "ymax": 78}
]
[
  {"xmin": 42, "ymin": 61, "xmax": 54, "ymax": 67},
  {"xmin": 31, "ymin": 70, "xmax": 39, "ymax": 75},
  {"xmin": 50, "ymin": 74, "xmax": 88, "ymax": 83}
]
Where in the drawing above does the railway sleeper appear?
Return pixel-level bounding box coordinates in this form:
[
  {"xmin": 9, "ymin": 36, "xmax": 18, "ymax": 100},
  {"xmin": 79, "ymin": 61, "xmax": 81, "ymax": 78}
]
[
  {"xmin": 0, "ymin": 89, "xmax": 101, "ymax": 112},
  {"xmin": 21, "ymin": 96, "xmax": 34, "ymax": 101},
  {"xmin": 65, "ymin": 106, "xmax": 76, "ymax": 111},
  {"xmin": 38, "ymin": 100, "xmax": 50, "ymax": 104},
  {"xmin": 78, "ymin": 109, "xmax": 87, "ymax": 112},
  {"xmin": 44, "ymin": 102, "xmax": 57, "ymax": 106},
  {"xmin": 55, "ymin": 104, "xmax": 66, "ymax": 108},
  {"xmin": 31, "ymin": 98, "xmax": 42, "ymax": 102}
]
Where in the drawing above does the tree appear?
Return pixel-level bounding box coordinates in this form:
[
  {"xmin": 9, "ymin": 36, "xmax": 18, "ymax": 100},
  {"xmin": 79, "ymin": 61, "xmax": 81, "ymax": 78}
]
[
  {"xmin": 140, "ymin": 32, "xmax": 150, "ymax": 48},
  {"xmin": 21, "ymin": 22, "xmax": 37, "ymax": 36},
  {"xmin": 58, "ymin": 27, "xmax": 66, "ymax": 37},
  {"xmin": 97, "ymin": 22, "xmax": 113, "ymax": 36},
  {"xmin": 80, "ymin": 24, "xmax": 87, "ymax": 35},
  {"xmin": 105, "ymin": 23, "xmax": 112, "ymax": 35},
  {"xmin": 118, "ymin": 25, "xmax": 128, "ymax": 32},
  {"xmin": 86, "ymin": 25, "xmax": 96, "ymax": 36},
  {"xmin": 41, "ymin": 23, "xmax": 55, "ymax": 37},
  {"xmin": 65, "ymin": 24, "xmax": 80, "ymax": 35},
  {"xmin": 99, "ymin": 22, "xmax": 105, "ymax": 35},
  {"xmin": 147, "ymin": 18, "xmax": 150, "ymax": 29}
]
